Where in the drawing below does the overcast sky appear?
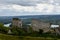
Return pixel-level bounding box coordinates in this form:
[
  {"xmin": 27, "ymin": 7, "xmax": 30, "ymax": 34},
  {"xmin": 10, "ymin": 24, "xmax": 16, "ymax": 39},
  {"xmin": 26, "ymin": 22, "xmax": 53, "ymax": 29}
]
[{"xmin": 0, "ymin": 0, "xmax": 60, "ymax": 16}]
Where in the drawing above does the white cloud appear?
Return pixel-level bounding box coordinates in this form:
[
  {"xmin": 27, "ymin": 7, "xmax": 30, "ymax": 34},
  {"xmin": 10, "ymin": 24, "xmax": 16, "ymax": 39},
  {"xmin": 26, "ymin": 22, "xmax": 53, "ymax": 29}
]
[
  {"xmin": 34, "ymin": 3, "xmax": 54, "ymax": 12},
  {"xmin": 54, "ymin": 6, "xmax": 60, "ymax": 12}
]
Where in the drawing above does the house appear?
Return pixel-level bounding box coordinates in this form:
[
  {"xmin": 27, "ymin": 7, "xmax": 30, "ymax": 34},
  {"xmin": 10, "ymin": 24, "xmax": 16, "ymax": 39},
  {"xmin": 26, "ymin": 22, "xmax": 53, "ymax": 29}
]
[
  {"xmin": 31, "ymin": 19, "xmax": 50, "ymax": 33},
  {"xmin": 12, "ymin": 18, "xmax": 22, "ymax": 28}
]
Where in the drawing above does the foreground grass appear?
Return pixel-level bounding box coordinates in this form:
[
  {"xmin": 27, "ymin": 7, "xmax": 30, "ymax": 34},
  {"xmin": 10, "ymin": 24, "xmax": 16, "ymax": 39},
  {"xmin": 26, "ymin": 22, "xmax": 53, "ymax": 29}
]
[
  {"xmin": 0, "ymin": 34, "xmax": 20, "ymax": 40},
  {"xmin": 0, "ymin": 34, "xmax": 59, "ymax": 40}
]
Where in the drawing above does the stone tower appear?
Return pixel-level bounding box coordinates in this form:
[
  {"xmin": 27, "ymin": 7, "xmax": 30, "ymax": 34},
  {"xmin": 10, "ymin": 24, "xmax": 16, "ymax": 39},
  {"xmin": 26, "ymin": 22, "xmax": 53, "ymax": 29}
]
[{"xmin": 12, "ymin": 18, "xmax": 22, "ymax": 28}]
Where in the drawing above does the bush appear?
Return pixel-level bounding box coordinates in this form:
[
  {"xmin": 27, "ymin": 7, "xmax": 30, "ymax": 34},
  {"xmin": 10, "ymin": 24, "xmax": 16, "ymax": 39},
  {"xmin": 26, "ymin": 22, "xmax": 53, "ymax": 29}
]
[
  {"xmin": 11, "ymin": 27, "xmax": 26, "ymax": 36},
  {"xmin": 0, "ymin": 23, "xmax": 9, "ymax": 34}
]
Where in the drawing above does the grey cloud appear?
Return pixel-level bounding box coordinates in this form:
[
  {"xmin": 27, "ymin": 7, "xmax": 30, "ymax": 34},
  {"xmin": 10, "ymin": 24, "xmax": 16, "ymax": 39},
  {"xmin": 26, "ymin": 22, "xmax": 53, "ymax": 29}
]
[
  {"xmin": 0, "ymin": 0, "xmax": 40, "ymax": 6},
  {"xmin": 0, "ymin": 0, "xmax": 60, "ymax": 6}
]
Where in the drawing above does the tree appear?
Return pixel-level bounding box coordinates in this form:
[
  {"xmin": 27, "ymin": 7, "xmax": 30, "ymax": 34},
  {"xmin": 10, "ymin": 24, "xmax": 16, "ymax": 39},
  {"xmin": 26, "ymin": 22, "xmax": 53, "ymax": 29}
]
[{"xmin": 39, "ymin": 29, "xmax": 43, "ymax": 34}]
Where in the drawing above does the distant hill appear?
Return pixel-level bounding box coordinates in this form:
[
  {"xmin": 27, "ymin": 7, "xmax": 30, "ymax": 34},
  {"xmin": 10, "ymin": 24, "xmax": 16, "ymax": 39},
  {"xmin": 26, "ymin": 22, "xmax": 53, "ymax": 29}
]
[{"xmin": 0, "ymin": 15, "xmax": 60, "ymax": 24}]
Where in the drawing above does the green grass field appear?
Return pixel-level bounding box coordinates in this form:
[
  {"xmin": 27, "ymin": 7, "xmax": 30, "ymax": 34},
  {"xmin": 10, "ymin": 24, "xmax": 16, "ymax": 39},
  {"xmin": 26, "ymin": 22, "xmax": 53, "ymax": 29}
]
[{"xmin": 0, "ymin": 34, "xmax": 59, "ymax": 40}]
